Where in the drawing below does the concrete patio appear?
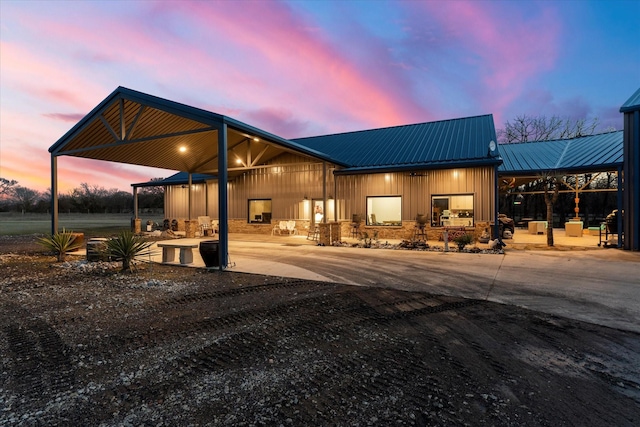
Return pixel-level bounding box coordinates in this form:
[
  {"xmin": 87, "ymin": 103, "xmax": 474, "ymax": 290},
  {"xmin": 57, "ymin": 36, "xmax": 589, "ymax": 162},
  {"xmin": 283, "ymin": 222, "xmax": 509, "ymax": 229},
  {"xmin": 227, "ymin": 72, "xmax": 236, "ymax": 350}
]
[{"xmin": 142, "ymin": 229, "xmax": 639, "ymax": 334}]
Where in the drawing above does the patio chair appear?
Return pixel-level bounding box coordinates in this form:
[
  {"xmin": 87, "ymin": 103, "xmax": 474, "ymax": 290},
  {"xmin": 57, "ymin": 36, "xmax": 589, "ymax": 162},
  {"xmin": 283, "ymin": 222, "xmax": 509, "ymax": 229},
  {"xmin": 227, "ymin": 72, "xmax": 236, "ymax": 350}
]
[
  {"xmin": 272, "ymin": 221, "xmax": 288, "ymax": 235},
  {"xmin": 286, "ymin": 220, "xmax": 298, "ymax": 235},
  {"xmin": 198, "ymin": 216, "xmax": 214, "ymax": 236}
]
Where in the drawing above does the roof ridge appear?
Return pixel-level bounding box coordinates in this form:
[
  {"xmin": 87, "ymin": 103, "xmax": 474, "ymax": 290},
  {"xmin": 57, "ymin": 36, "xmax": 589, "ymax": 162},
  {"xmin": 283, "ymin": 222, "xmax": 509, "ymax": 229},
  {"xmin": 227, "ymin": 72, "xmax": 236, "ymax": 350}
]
[{"xmin": 293, "ymin": 114, "xmax": 494, "ymax": 141}]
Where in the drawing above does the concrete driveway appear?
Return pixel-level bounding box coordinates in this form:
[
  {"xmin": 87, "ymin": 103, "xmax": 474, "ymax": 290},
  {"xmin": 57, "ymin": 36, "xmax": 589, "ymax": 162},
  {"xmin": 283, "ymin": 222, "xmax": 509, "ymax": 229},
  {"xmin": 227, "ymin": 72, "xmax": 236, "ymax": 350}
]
[{"xmin": 152, "ymin": 234, "xmax": 640, "ymax": 333}]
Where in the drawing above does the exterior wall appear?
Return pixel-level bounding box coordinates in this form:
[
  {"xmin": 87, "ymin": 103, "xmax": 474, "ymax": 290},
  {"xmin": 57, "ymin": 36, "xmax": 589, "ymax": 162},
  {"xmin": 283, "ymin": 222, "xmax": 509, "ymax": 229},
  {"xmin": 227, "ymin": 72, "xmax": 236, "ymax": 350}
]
[
  {"xmin": 164, "ymin": 183, "xmax": 208, "ymax": 219},
  {"xmin": 163, "ymin": 159, "xmax": 496, "ymax": 237},
  {"xmin": 227, "ymin": 153, "xmax": 334, "ymax": 221},
  {"xmin": 335, "ymin": 166, "xmax": 495, "ymax": 223},
  {"xmin": 623, "ymin": 109, "xmax": 639, "ymax": 250}
]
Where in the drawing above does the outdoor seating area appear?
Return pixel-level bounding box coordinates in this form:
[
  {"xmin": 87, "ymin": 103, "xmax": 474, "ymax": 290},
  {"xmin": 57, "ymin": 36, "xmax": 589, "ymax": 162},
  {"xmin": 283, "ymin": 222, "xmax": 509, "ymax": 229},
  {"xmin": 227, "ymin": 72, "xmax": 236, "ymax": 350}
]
[{"xmin": 272, "ymin": 220, "xmax": 298, "ymax": 235}]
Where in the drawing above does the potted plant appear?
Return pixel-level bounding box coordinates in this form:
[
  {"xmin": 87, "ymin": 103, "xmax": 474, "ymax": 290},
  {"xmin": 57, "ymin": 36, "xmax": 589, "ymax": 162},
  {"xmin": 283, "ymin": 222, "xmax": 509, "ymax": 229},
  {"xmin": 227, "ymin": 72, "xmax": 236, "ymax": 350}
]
[{"xmin": 453, "ymin": 233, "xmax": 473, "ymax": 251}]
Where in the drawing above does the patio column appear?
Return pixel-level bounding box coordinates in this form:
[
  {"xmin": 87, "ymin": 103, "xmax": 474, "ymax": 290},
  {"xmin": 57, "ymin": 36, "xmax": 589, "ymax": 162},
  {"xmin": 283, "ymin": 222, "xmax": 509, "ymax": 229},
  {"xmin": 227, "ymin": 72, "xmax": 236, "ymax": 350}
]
[
  {"xmin": 188, "ymin": 173, "xmax": 192, "ymax": 220},
  {"xmin": 218, "ymin": 124, "xmax": 229, "ymax": 270},
  {"xmin": 617, "ymin": 166, "xmax": 623, "ymax": 248},
  {"xmin": 133, "ymin": 186, "xmax": 138, "ymax": 219},
  {"xmin": 322, "ymin": 162, "xmax": 327, "ymax": 223},
  {"xmin": 494, "ymin": 164, "xmax": 500, "ymax": 241},
  {"xmin": 51, "ymin": 154, "xmax": 58, "ymax": 234}
]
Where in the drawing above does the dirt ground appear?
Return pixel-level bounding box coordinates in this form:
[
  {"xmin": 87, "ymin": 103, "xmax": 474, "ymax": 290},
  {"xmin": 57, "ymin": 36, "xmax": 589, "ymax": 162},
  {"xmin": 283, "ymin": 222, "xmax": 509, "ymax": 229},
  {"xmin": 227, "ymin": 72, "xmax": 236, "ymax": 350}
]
[{"xmin": 1, "ymin": 235, "xmax": 639, "ymax": 426}]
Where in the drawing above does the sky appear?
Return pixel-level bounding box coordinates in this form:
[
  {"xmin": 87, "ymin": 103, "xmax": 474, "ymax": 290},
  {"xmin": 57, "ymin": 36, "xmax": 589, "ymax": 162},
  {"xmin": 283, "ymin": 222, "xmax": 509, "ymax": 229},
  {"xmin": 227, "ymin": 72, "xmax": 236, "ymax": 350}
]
[{"xmin": 1, "ymin": 0, "xmax": 639, "ymax": 194}]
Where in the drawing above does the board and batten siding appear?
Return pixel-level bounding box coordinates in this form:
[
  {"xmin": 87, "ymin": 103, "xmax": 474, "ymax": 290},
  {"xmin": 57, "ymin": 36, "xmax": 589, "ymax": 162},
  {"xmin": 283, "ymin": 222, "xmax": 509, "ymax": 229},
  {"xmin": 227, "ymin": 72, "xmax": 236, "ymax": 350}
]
[
  {"xmin": 164, "ymin": 183, "xmax": 208, "ymax": 219},
  {"xmin": 164, "ymin": 159, "xmax": 495, "ymax": 223},
  {"xmin": 228, "ymin": 154, "xmax": 335, "ymax": 220},
  {"xmin": 335, "ymin": 166, "xmax": 495, "ymax": 223}
]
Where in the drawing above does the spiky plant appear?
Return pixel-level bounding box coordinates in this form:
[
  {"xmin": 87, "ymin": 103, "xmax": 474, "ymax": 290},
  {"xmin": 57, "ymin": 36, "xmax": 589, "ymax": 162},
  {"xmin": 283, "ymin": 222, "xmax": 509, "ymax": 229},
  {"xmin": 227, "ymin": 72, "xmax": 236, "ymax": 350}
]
[
  {"xmin": 105, "ymin": 230, "xmax": 154, "ymax": 272},
  {"xmin": 37, "ymin": 229, "xmax": 83, "ymax": 262}
]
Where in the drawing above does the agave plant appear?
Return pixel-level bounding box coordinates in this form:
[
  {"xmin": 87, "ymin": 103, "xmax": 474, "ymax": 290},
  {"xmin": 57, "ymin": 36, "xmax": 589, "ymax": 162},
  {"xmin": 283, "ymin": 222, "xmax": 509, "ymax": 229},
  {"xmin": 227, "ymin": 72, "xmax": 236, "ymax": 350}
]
[
  {"xmin": 37, "ymin": 228, "xmax": 83, "ymax": 262},
  {"xmin": 105, "ymin": 230, "xmax": 154, "ymax": 272}
]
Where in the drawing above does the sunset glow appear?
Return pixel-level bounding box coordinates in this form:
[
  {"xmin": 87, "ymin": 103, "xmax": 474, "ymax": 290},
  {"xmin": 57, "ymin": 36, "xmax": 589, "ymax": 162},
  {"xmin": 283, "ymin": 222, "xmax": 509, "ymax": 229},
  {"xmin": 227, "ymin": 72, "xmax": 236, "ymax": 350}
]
[{"xmin": 1, "ymin": 0, "xmax": 638, "ymax": 193}]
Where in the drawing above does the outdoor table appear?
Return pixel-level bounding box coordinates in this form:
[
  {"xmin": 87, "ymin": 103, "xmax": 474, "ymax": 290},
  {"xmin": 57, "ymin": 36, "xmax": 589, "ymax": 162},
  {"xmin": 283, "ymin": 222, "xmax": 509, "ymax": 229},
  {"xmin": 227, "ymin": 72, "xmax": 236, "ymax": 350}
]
[{"xmin": 528, "ymin": 221, "xmax": 547, "ymax": 235}]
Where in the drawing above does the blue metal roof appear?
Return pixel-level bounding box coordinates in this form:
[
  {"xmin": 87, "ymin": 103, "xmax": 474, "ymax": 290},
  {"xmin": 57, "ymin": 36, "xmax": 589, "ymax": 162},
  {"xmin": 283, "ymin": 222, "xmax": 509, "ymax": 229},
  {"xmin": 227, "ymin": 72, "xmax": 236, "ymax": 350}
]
[
  {"xmin": 620, "ymin": 87, "xmax": 640, "ymax": 113},
  {"xmin": 499, "ymin": 131, "xmax": 623, "ymax": 174},
  {"xmin": 292, "ymin": 114, "xmax": 499, "ymax": 173}
]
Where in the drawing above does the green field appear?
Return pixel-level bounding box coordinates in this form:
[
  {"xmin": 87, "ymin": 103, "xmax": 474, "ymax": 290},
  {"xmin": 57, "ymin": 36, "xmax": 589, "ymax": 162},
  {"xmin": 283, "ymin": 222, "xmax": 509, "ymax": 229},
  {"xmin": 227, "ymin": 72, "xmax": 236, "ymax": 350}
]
[{"xmin": 0, "ymin": 213, "xmax": 165, "ymax": 236}]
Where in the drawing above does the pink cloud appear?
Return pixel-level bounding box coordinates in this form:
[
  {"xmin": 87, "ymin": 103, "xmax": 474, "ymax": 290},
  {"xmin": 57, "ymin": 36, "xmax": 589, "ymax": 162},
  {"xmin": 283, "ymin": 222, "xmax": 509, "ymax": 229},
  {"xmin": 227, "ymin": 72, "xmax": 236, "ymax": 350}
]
[
  {"xmin": 43, "ymin": 113, "xmax": 86, "ymax": 123},
  {"xmin": 413, "ymin": 1, "xmax": 561, "ymax": 124},
  {"xmin": 166, "ymin": 1, "xmax": 429, "ymax": 130}
]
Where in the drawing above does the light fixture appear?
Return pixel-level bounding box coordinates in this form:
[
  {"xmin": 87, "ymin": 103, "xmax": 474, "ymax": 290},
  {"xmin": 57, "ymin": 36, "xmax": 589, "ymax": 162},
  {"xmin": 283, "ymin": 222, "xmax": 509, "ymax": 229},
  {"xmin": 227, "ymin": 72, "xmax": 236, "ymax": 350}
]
[
  {"xmin": 179, "ymin": 146, "xmax": 187, "ymax": 153},
  {"xmin": 453, "ymin": 170, "xmax": 459, "ymax": 178},
  {"xmin": 236, "ymin": 158, "xmax": 242, "ymax": 164},
  {"xmin": 303, "ymin": 195, "xmax": 308, "ymax": 200},
  {"xmin": 514, "ymin": 194, "xmax": 524, "ymax": 205},
  {"xmin": 253, "ymin": 137, "xmax": 260, "ymax": 142}
]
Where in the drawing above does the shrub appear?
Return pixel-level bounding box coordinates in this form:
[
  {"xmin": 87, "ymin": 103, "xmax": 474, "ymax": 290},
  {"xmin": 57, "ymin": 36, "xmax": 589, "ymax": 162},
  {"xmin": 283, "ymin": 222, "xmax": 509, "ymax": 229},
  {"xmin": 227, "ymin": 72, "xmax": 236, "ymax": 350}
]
[
  {"xmin": 37, "ymin": 229, "xmax": 83, "ymax": 262},
  {"xmin": 453, "ymin": 233, "xmax": 473, "ymax": 251},
  {"xmin": 105, "ymin": 230, "xmax": 154, "ymax": 272}
]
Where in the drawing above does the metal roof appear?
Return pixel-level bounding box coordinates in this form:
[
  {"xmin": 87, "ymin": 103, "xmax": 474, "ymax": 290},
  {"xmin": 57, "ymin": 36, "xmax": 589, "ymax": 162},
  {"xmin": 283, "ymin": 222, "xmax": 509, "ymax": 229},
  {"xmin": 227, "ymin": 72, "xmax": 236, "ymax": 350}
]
[
  {"xmin": 620, "ymin": 87, "xmax": 640, "ymax": 113},
  {"xmin": 499, "ymin": 131, "xmax": 623, "ymax": 175},
  {"xmin": 49, "ymin": 87, "xmax": 346, "ymax": 177},
  {"xmin": 292, "ymin": 114, "xmax": 500, "ymax": 173},
  {"xmin": 132, "ymin": 172, "xmax": 215, "ymax": 187}
]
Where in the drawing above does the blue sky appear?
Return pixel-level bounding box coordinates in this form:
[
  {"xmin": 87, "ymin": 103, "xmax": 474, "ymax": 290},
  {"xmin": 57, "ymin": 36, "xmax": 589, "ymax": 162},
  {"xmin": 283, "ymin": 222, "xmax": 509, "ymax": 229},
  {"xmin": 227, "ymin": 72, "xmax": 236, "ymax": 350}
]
[{"xmin": 1, "ymin": 0, "xmax": 638, "ymax": 192}]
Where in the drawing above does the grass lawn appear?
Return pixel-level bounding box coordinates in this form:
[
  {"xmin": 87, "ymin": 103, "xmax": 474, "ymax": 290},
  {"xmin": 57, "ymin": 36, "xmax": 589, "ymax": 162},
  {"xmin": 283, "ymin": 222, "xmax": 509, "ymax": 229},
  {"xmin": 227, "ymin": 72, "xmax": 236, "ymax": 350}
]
[{"xmin": 0, "ymin": 212, "xmax": 165, "ymax": 236}]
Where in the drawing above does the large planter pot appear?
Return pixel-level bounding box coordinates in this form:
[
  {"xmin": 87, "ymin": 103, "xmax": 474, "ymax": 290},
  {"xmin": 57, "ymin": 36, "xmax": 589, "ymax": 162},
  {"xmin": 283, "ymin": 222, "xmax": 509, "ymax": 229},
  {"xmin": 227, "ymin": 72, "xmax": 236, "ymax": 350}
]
[{"xmin": 199, "ymin": 240, "xmax": 220, "ymax": 268}]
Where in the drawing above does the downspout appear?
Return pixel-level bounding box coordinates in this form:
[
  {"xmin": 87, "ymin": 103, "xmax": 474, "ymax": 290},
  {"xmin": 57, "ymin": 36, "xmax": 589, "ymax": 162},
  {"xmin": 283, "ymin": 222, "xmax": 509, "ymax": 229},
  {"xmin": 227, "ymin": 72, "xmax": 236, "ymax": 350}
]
[{"xmin": 51, "ymin": 155, "xmax": 58, "ymax": 235}]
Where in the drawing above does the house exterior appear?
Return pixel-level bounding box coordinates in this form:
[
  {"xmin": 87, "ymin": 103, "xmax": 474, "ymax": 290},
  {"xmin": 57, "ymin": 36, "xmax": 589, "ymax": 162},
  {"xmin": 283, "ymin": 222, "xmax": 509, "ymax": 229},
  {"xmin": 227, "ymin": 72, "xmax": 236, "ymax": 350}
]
[
  {"xmin": 50, "ymin": 86, "xmax": 639, "ymax": 269},
  {"xmin": 147, "ymin": 115, "xmax": 501, "ymax": 242}
]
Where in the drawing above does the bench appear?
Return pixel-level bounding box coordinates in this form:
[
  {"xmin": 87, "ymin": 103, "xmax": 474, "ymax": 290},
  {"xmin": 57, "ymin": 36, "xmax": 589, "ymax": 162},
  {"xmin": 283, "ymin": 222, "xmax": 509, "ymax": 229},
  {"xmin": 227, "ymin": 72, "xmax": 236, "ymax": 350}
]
[{"xmin": 157, "ymin": 243, "xmax": 199, "ymax": 265}]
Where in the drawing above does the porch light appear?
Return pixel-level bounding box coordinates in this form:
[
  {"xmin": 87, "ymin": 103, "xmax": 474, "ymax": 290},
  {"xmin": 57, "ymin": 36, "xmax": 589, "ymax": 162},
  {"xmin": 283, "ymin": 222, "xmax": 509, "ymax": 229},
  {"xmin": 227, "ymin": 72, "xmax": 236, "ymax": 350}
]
[
  {"xmin": 236, "ymin": 158, "xmax": 242, "ymax": 164},
  {"xmin": 179, "ymin": 146, "xmax": 187, "ymax": 153},
  {"xmin": 253, "ymin": 137, "xmax": 260, "ymax": 142}
]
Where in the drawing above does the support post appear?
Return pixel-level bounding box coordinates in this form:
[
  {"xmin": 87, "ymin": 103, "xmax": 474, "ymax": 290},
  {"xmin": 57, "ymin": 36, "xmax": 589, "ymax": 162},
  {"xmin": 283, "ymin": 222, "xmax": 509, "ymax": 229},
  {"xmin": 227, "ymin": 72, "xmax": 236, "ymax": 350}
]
[
  {"xmin": 322, "ymin": 162, "xmax": 327, "ymax": 224},
  {"xmin": 133, "ymin": 186, "xmax": 138, "ymax": 219},
  {"xmin": 493, "ymin": 164, "xmax": 500, "ymax": 242},
  {"xmin": 51, "ymin": 155, "xmax": 59, "ymax": 235},
  {"xmin": 188, "ymin": 173, "xmax": 193, "ymax": 220},
  {"xmin": 218, "ymin": 124, "xmax": 229, "ymax": 269}
]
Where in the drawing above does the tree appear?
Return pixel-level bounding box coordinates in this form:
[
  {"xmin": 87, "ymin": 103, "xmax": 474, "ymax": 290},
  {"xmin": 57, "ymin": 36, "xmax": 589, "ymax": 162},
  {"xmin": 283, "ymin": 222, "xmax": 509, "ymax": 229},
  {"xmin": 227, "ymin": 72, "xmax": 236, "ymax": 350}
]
[
  {"xmin": 498, "ymin": 115, "xmax": 601, "ymax": 246},
  {"xmin": 11, "ymin": 186, "xmax": 41, "ymax": 213},
  {"xmin": 0, "ymin": 177, "xmax": 18, "ymax": 199},
  {"xmin": 497, "ymin": 115, "xmax": 601, "ymax": 143}
]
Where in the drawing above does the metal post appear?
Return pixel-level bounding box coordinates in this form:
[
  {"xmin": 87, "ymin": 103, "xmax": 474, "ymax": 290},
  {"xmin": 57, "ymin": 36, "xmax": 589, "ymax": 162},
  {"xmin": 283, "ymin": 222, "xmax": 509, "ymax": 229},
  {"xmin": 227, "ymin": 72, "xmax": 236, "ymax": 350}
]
[
  {"xmin": 218, "ymin": 124, "xmax": 229, "ymax": 270},
  {"xmin": 188, "ymin": 173, "xmax": 193, "ymax": 220},
  {"xmin": 494, "ymin": 164, "xmax": 500, "ymax": 242},
  {"xmin": 133, "ymin": 186, "xmax": 138, "ymax": 219},
  {"xmin": 322, "ymin": 162, "xmax": 327, "ymax": 223},
  {"xmin": 51, "ymin": 155, "xmax": 58, "ymax": 235}
]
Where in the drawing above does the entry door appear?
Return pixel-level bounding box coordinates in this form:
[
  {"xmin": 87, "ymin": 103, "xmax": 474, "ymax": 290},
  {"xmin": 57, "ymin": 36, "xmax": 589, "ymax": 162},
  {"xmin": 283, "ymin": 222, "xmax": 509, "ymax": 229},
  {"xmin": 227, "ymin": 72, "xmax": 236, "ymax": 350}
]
[{"xmin": 312, "ymin": 199, "xmax": 324, "ymax": 226}]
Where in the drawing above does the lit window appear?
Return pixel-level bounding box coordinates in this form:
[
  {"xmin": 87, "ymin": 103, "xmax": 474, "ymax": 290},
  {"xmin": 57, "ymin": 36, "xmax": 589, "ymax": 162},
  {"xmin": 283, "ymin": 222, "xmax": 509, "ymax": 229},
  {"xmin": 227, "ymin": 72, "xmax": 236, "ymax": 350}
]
[
  {"xmin": 366, "ymin": 196, "xmax": 401, "ymax": 226},
  {"xmin": 432, "ymin": 194, "xmax": 474, "ymax": 227},
  {"xmin": 248, "ymin": 199, "xmax": 272, "ymax": 224}
]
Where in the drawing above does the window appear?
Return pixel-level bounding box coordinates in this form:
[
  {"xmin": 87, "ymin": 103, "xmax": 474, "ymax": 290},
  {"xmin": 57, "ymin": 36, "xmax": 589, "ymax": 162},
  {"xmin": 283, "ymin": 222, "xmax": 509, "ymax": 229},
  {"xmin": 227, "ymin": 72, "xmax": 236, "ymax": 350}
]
[
  {"xmin": 366, "ymin": 196, "xmax": 401, "ymax": 226},
  {"xmin": 248, "ymin": 199, "xmax": 272, "ymax": 224},
  {"xmin": 431, "ymin": 194, "xmax": 474, "ymax": 227}
]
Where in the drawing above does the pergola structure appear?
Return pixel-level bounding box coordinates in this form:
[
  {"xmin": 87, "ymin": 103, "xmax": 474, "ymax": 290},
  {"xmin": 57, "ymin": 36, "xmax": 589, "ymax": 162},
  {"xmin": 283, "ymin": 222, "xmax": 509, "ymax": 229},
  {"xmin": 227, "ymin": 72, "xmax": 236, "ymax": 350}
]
[
  {"xmin": 49, "ymin": 87, "xmax": 344, "ymax": 269},
  {"xmin": 497, "ymin": 131, "xmax": 624, "ymax": 244}
]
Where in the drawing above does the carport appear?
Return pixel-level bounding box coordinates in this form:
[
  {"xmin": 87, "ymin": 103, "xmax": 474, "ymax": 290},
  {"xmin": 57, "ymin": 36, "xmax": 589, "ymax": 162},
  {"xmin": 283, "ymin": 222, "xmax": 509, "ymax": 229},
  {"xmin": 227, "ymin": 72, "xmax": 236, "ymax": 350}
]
[{"xmin": 48, "ymin": 87, "xmax": 344, "ymax": 269}]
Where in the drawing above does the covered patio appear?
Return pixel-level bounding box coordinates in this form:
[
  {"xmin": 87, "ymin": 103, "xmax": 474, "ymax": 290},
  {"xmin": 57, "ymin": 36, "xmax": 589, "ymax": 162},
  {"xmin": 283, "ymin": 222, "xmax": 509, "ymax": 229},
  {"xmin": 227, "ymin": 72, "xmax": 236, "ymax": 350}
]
[{"xmin": 49, "ymin": 87, "xmax": 344, "ymax": 270}]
